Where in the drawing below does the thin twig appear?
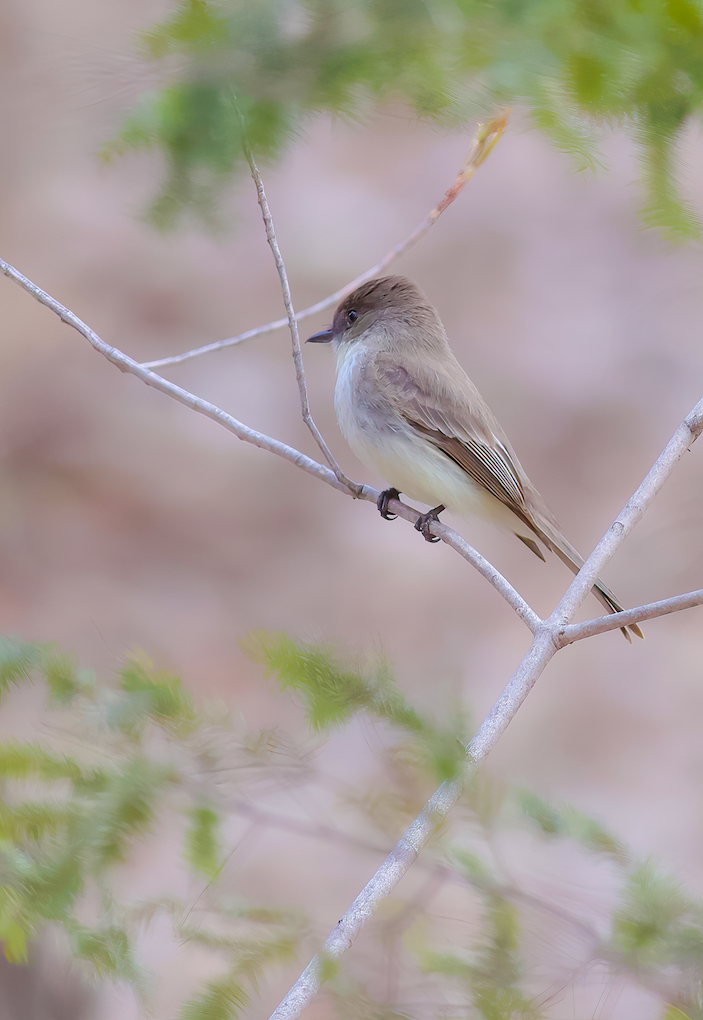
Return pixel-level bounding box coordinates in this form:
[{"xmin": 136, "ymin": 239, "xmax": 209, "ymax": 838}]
[
  {"xmin": 0, "ymin": 258, "xmax": 347, "ymax": 493},
  {"xmin": 538, "ymin": 401, "xmax": 703, "ymax": 640},
  {"xmin": 141, "ymin": 112, "xmax": 509, "ymax": 370},
  {"xmin": 557, "ymin": 587, "xmax": 703, "ymax": 644},
  {"xmin": 230, "ymin": 799, "xmax": 390, "ymax": 859},
  {"xmin": 245, "ymin": 149, "xmax": 359, "ymax": 493},
  {"xmin": 267, "ymin": 394, "xmax": 703, "ymax": 1020},
  {"xmin": 0, "ymin": 257, "xmax": 536, "ymax": 629},
  {"xmin": 378, "ymin": 499, "xmax": 541, "ymax": 633}
]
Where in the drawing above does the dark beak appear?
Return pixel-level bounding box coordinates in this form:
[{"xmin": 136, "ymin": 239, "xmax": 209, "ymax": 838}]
[{"xmin": 306, "ymin": 326, "xmax": 333, "ymax": 343}]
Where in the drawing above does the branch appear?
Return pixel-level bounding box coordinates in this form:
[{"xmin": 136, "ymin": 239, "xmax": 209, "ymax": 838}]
[
  {"xmin": 557, "ymin": 587, "xmax": 703, "ymax": 644},
  {"xmin": 140, "ymin": 112, "xmax": 508, "ymax": 370},
  {"xmin": 246, "ymin": 149, "xmax": 359, "ymax": 493},
  {"xmin": 268, "ymin": 393, "xmax": 703, "ymax": 1020},
  {"xmin": 0, "ymin": 258, "xmax": 347, "ymax": 493},
  {"xmin": 539, "ymin": 400, "xmax": 703, "ymax": 636},
  {"xmin": 467, "ymin": 394, "xmax": 703, "ymax": 763},
  {"xmin": 0, "ymin": 257, "xmax": 536, "ymax": 630}
]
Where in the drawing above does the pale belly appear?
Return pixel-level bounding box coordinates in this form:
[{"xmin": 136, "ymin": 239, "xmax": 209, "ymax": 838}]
[
  {"xmin": 333, "ymin": 343, "xmax": 530, "ymax": 536},
  {"xmin": 348, "ymin": 424, "xmax": 525, "ymax": 532}
]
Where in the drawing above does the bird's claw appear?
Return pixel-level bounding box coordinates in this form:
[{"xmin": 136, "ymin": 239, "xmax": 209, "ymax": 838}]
[
  {"xmin": 377, "ymin": 487, "xmax": 400, "ymax": 520},
  {"xmin": 414, "ymin": 505, "xmax": 445, "ymax": 543}
]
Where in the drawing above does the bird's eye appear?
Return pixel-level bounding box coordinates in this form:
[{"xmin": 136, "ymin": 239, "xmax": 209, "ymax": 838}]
[{"xmin": 347, "ymin": 309, "xmax": 358, "ymax": 325}]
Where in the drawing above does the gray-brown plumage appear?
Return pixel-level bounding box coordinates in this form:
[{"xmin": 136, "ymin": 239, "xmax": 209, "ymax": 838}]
[{"xmin": 307, "ymin": 275, "xmax": 641, "ymax": 639}]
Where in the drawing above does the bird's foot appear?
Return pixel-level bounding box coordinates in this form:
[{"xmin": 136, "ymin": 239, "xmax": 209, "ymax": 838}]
[
  {"xmin": 377, "ymin": 487, "xmax": 401, "ymax": 520},
  {"xmin": 414, "ymin": 504, "xmax": 445, "ymax": 543}
]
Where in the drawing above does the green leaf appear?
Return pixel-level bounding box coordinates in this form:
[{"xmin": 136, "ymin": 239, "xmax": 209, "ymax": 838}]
[
  {"xmin": 0, "ymin": 638, "xmax": 42, "ymax": 698},
  {"xmin": 517, "ymin": 790, "xmax": 565, "ymax": 836},
  {"xmin": 110, "ymin": 0, "xmax": 703, "ymax": 236},
  {"xmin": 179, "ymin": 973, "xmax": 249, "ymax": 1020},
  {"xmin": 422, "ymin": 894, "xmax": 542, "ymax": 1019},
  {"xmin": 418, "ymin": 720, "xmax": 468, "ymax": 784},
  {"xmin": 83, "ymin": 757, "xmax": 174, "ymax": 868},
  {"xmin": 0, "ymin": 801, "xmax": 76, "ymax": 842},
  {"xmin": 318, "ymin": 953, "xmax": 339, "ymax": 984},
  {"xmin": 0, "ymin": 920, "xmax": 27, "ymax": 963},
  {"xmin": 449, "ymin": 846, "xmax": 495, "ymax": 890},
  {"xmin": 517, "ymin": 790, "xmax": 629, "ymax": 863},
  {"xmin": 612, "ymin": 861, "xmax": 692, "ymax": 961},
  {"xmin": 0, "ymin": 740, "xmax": 104, "ymax": 787},
  {"xmin": 243, "ymin": 631, "xmax": 422, "ymax": 733},
  {"xmin": 72, "ymin": 924, "xmax": 143, "ymax": 985},
  {"xmin": 22, "ymin": 842, "xmax": 85, "ymax": 921},
  {"xmin": 41, "ymin": 650, "xmax": 92, "ymax": 705},
  {"xmin": 120, "ymin": 657, "xmax": 199, "ymax": 736},
  {"xmin": 184, "ymin": 805, "xmax": 221, "ymax": 878}
]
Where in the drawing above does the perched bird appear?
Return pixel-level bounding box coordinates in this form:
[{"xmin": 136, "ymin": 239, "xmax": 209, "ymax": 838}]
[{"xmin": 308, "ymin": 275, "xmax": 641, "ymax": 639}]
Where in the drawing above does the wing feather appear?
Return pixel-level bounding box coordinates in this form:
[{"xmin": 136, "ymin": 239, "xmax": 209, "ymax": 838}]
[
  {"xmin": 370, "ymin": 349, "xmax": 641, "ymax": 638},
  {"xmin": 375, "ymin": 356, "xmax": 539, "ymax": 535}
]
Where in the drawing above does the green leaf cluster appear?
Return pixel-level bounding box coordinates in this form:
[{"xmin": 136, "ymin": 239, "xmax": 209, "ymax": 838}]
[
  {"xmin": 0, "ymin": 641, "xmax": 189, "ymax": 971},
  {"xmin": 423, "ymin": 897, "xmax": 542, "ymax": 1019},
  {"xmin": 246, "ymin": 629, "xmax": 703, "ymax": 1016},
  {"xmin": 0, "ymin": 637, "xmax": 304, "ymax": 1016},
  {"xmin": 168, "ymin": 899, "xmax": 302, "ymax": 1019},
  {"xmin": 184, "ymin": 805, "xmax": 222, "ymax": 878},
  {"xmin": 109, "ymin": 0, "xmax": 703, "ymax": 235},
  {"xmin": 374, "ymin": 779, "xmax": 703, "ymax": 1020},
  {"xmin": 244, "ymin": 629, "xmax": 468, "ymax": 783},
  {"xmin": 4, "ymin": 629, "xmax": 703, "ymax": 1019},
  {"xmin": 517, "ymin": 788, "xmax": 630, "ymax": 863},
  {"xmin": 516, "ymin": 791, "xmax": 703, "ymax": 1020}
]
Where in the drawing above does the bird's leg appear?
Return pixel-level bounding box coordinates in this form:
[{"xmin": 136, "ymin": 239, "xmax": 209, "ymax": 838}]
[
  {"xmin": 414, "ymin": 504, "xmax": 445, "ymax": 543},
  {"xmin": 377, "ymin": 487, "xmax": 401, "ymax": 520}
]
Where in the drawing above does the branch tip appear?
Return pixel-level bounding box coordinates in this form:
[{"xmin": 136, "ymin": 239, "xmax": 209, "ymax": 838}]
[{"xmin": 144, "ymin": 114, "xmax": 508, "ymax": 370}]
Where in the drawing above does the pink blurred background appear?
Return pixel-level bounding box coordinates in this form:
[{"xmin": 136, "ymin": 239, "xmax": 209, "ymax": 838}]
[{"xmin": 2, "ymin": 1, "xmax": 703, "ymax": 1017}]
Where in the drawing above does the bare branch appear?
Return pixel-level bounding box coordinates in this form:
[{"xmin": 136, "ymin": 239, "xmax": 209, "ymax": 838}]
[
  {"xmin": 141, "ymin": 112, "xmax": 509, "ymax": 370},
  {"xmin": 539, "ymin": 399, "xmax": 703, "ymax": 637},
  {"xmin": 0, "ymin": 258, "xmax": 347, "ymax": 494},
  {"xmin": 268, "ymin": 394, "xmax": 703, "ymax": 1020},
  {"xmin": 557, "ymin": 587, "xmax": 703, "ymax": 644},
  {"xmin": 377, "ymin": 497, "xmax": 542, "ymax": 632},
  {"xmin": 0, "ymin": 257, "xmax": 536, "ymax": 630},
  {"xmin": 246, "ymin": 149, "xmax": 360, "ymax": 493},
  {"xmin": 467, "ymin": 395, "xmax": 703, "ymax": 764},
  {"xmin": 268, "ymin": 774, "xmax": 465, "ymax": 1020}
]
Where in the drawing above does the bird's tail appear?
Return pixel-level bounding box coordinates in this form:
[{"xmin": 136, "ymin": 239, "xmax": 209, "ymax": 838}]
[{"xmin": 528, "ymin": 522, "xmax": 642, "ymax": 641}]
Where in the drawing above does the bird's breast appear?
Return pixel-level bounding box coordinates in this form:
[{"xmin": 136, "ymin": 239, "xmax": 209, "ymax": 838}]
[
  {"xmin": 331, "ymin": 343, "xmax": 525, "ymax": 524},
  {"xmin": 333, "ymin": 345, "xmax": 387, "ymax": 445}
]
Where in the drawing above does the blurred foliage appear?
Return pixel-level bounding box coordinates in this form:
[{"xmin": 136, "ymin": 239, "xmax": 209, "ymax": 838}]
[
  {"xmin": 184, "ymin": 804, "xmax": 222, "ymax": 879},
  {"xmin": 106, "ymin": 0, "xmax": 703, "ymax": 236},
  {"xmin": 0, "ymin": 636, "xmax": 304, "ymax": 1017},
  {"xmin": 258, "ymin": 631, "xmax": 703, "ymax": 1019},
  {"xmin": 517, "ymin": 788, "xmax": 631, "ymax": 864},
  {"xmin": 244, "ymin": 629, "xmax": 469, "ymax": 783},
  {"xmin": 2, "ymin": 630, "xmax": 703, "ymax": 1018},
  {"xmin": 422, "ymin": 895, "xmax": 542, "ymax": 1020}
]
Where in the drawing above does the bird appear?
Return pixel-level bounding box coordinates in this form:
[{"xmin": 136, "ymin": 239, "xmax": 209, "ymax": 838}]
[{"xmin": 307, "ymin": 274, "xmax": 641, "ymax": 640}]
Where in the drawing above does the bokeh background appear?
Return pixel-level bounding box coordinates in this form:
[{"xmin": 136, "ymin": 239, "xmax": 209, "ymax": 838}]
[{"xmin": 2, "ymin": 1, "xmax": 703, "ymax": 1017}]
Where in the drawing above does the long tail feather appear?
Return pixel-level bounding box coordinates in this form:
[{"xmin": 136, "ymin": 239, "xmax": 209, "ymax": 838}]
[{"xmin": 519, "ymin": 525, "xmax": 643, "ymax": 641}]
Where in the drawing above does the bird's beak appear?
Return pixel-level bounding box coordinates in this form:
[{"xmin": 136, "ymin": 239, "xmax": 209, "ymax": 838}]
[{"xmin": 306, "ymin": 326, "xmax": 333, "ymax": 343}]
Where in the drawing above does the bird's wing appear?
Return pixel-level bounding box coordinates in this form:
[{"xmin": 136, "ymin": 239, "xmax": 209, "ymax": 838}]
[
  {"xmin": 373, "ymin": 355, "xmax": 541, "ymax": 536},
  {"xmin": 372, "ymin": 354, "xmax": 642, "ymax": 639}
]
